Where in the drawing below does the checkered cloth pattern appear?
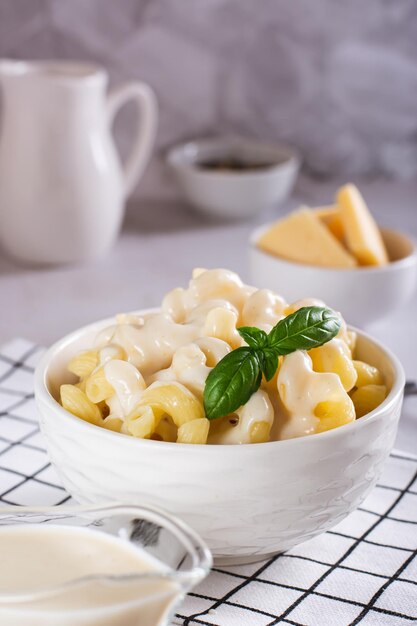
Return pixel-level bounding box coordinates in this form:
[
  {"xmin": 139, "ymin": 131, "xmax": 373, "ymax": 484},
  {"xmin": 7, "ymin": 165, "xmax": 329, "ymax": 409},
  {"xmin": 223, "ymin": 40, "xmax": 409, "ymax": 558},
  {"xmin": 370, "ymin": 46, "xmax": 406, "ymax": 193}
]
[{"xmin": 0, "ymin": 338, "xmax": 415, "ymax": 626}]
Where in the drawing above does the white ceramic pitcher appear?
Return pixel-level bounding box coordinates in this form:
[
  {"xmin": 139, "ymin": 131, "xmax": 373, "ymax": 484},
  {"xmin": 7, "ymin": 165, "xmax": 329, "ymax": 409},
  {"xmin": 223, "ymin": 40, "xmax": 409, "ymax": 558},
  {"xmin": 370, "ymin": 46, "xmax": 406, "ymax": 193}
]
[{"xmin": 0, "ymin": 60, "xmax": 157, "ymax": 264}]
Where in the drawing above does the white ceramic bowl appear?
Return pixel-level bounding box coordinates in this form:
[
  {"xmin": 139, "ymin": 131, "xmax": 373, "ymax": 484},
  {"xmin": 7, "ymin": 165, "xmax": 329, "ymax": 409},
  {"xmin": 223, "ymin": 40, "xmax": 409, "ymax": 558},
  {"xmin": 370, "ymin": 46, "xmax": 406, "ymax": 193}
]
[
  {"xmin": 250, "ymin": 226, "xmax": 417, "ymax": 327},
  {"xmin": 166, "ymin": 137, "xmax": 300, "ymax": 220},
  {"xmin": 35, "ymin": 314, "xmax": 405, "ymax": 566}
]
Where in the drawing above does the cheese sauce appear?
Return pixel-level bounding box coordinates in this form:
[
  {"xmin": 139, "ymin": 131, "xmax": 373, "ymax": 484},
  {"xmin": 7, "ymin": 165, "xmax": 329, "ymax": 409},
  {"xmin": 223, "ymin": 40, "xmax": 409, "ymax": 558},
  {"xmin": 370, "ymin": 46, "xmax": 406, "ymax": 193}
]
[
  {"xmin": 63, "ymin": 268, "xmax": 365, "ymax": 443},
  {"xmin": 0, "ymin": 525, "xmax": 179, "ymax": 626}
]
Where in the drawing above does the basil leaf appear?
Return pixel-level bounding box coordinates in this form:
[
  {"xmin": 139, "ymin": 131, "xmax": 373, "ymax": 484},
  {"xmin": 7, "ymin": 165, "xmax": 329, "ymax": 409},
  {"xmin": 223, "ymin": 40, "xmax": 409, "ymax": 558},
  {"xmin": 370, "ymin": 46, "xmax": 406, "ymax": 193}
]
[
  {"xmin": 238, "ymin": 326, "xmax": 268, "ymax": 350},
  {"xmin": 267, "ymin": 306, "xmax": 341, "ymax": 355},
  {"xmin": 262, "ymin": 349, "xmax": 280, "ymax": 382},
  {"xmin": 204, "ymin": 347, "xmax": 262, "ymax": 420},
  {"xmin": 203, "ymin": 306, "xmax": 341, "ymax": 421}
]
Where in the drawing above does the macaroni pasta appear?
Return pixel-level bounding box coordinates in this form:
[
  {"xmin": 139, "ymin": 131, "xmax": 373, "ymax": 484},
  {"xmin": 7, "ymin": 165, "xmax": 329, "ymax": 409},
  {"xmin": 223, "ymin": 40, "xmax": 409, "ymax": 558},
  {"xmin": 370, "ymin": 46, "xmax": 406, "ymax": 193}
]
[{"xmin": 59, "ymin": 268, "xmax": 387, "ymax": 444}]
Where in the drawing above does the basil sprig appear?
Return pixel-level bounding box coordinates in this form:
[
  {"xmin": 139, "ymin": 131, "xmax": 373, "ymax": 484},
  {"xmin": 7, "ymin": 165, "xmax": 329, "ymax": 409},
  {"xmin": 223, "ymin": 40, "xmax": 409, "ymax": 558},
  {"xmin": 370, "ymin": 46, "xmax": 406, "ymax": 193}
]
[{"xmin": 203, "ymin": 306, "xmax": 341, "ymax": 420}]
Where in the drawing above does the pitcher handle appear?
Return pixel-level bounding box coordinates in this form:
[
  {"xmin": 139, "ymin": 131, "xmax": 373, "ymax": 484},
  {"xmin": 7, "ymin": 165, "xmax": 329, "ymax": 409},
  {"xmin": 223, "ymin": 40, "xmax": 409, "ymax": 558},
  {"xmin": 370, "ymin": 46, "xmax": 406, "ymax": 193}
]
[{"xmin": 107, "ymin": 82, "xmax": 157, "ymax": 198}]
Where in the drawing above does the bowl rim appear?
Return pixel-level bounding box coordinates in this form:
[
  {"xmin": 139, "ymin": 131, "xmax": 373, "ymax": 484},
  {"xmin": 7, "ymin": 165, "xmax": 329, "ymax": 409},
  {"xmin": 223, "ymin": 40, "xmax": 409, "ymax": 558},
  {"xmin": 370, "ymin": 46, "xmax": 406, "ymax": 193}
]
[
  {"xmin": 250, "ymin": 222, "xmax": 417, "ymax": 274},
  {"xmin": 35, "ymin": 310, "xmax": 405, "ymax": 451},
  {"xmin": 166, "ymin": 136, "xmax": 301, "ymax": 179}
]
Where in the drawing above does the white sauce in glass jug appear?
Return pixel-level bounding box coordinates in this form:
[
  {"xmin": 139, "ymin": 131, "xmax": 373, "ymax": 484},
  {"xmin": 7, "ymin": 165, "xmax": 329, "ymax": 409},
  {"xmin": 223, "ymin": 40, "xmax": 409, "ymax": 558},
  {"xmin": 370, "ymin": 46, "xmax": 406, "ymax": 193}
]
[{"xmin": 0, "ymin": 525, "xmax": 180, "ymax": 626}]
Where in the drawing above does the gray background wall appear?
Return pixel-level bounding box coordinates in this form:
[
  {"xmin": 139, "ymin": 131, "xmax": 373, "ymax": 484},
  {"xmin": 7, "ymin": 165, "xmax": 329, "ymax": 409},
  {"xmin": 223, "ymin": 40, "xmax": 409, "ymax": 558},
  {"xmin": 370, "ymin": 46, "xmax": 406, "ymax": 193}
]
[{"xmin": 1, "ymin": 0, "xmax": 416, "ymax": 201}]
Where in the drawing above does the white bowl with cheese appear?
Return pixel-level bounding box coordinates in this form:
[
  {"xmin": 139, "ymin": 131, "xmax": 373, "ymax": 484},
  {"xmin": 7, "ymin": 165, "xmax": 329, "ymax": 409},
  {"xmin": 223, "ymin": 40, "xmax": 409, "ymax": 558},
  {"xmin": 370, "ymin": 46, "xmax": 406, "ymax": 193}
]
[
  {"xmin": 250, "ymin": 225, "xmax": 417, "ymax": 327},
  {"xmin": 250, "ymin": 185, "xmax": 417, "ymax": 326},
  {"xmin": 35, "ymin": 315, "xmax": 405, "ymax": 565}
]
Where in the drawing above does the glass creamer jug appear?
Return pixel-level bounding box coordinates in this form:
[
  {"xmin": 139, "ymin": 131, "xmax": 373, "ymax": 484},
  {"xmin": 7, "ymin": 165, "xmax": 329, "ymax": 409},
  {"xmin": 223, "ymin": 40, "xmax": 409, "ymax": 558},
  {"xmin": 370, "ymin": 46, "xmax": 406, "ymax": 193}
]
[
  {"xmin": 0, "ymin": 60, "xmax": 157, "ymax": 265},
  {"xmin": 0, "ymin": 504, "xmax": 211, "ymax": 626}
]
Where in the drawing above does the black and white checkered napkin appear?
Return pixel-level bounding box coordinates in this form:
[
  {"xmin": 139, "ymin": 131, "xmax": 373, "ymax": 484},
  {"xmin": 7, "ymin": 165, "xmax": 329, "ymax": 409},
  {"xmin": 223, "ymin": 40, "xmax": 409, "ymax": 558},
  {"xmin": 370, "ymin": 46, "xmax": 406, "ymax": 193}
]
[{"xmin": 0, "ymin": 339, "xmax": 415, "ymax": 626}]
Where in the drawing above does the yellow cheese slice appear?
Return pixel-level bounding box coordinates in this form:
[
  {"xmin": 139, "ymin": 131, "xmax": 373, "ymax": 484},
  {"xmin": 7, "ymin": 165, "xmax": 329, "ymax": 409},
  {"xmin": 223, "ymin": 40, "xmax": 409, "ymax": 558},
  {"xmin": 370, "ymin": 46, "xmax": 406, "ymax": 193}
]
[
  {"xmin": 314, "ymin": 205, "xmax": 345, "ymax": 242},
  {"xmin": 257, "ymin": 208, "xmax": 357, "ymax": 268},
  {"xmin": 337, "ymin": 184, "xmax": 388, "ymax": 266}
]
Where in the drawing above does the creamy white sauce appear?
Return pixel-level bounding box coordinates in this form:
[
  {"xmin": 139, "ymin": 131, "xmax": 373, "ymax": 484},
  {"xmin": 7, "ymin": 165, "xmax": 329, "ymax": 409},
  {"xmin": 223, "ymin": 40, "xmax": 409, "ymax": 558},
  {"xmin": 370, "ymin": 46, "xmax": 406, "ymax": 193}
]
[
  {"xmin": 96, "ymin": 313, "xmax": 201, "ymax": 376},
  {"xmin": 275, "ymin": 350, "xmax": 352, "ymax": 440},
  {"xmin": 0, "ymin": 525, "xmax": 179, "ymax": 626},
  {"xmin": 76, "ymin": 268, "xmax": 362, "ymax": 443},
  {"xmin": 185, "ymin": 299, "xmax": 237, "ymax": 323},
  {"xmin": 288, "ymin": 297, "xmax": 326, "ymax": 311},
  {"xmin": 241, "ymin": 289, "xmax": 287, "ymax": 331},
  {"xmin": 98, "ymin": 345, "xmax": 125, "ymax": 366},
  {"xmin": 104, "ymin": 360, "xmax": 146, "ymax": 417},
  {"xmin": 150, "ymin": 338, "xmax": 231, "ymax": 400},
  {"xmin": 208, "ymin": 390, "xmax": 274, "ymax": 444},
  {"xmin": 152, "ymin": 344, "xmax": 210, "ymax": 398}
]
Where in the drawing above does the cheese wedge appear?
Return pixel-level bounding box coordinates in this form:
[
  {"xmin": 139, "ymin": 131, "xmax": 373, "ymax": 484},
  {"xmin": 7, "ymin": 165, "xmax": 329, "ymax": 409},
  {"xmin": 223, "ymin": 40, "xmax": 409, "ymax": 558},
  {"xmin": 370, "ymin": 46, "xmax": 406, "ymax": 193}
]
[
  {"xmin": 314, "ymin": 205, "xmax": 345, "ymax": 242},
  {"xmin": 257, "ymin": 208, "xmax": 357, "ymax": 268},
  {"xmin": 337, "ymin": 184, "xmax": 388, "ymax": 266}
]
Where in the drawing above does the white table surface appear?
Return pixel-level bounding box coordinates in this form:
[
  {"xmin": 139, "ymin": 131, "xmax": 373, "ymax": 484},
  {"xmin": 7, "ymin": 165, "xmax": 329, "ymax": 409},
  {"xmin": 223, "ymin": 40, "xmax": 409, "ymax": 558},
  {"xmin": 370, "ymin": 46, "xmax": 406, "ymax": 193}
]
[{"xmin": 0, "ymin": 175, "xmax": 416, "ymax": 452}]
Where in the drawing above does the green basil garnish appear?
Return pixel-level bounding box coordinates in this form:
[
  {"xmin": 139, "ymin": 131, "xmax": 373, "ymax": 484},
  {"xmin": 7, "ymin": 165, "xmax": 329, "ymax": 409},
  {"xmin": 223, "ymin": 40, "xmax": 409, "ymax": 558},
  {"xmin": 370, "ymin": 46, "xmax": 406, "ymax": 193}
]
[{"xmin": 204, "ymin": 306, "xmax": 341, "ymax": 420}]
